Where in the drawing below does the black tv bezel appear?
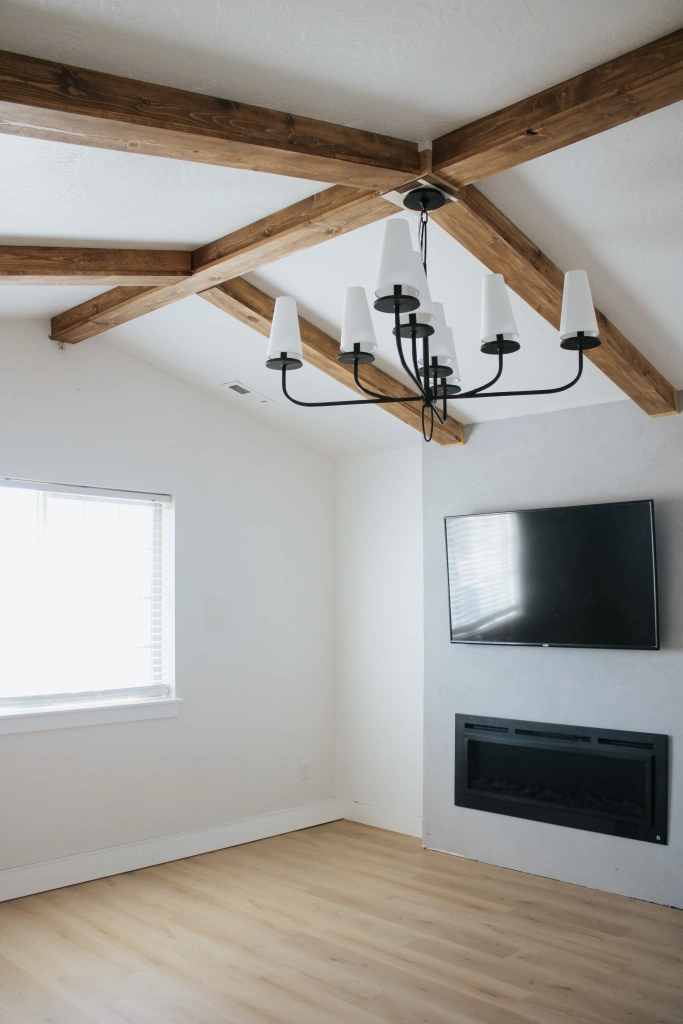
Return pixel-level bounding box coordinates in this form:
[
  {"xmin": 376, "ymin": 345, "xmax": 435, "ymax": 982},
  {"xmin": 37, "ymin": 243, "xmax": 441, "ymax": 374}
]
[{"xmin": 444, "ymin": 499, "xmax": 659, "ymax": 651}]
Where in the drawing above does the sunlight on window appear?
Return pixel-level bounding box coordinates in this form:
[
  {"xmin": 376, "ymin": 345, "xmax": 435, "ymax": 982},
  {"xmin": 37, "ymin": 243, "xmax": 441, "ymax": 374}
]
[
  {"xmin": 447, "ymin": 513, "xmax": 521, "ymax": 639},
  {"xmin": 0, "ymin": 482, "xmax": 173, "ymax": 710}
]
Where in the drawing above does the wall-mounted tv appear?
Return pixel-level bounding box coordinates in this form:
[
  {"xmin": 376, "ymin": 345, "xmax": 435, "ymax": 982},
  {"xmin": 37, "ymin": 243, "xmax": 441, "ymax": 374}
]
[{"xmin": 444, "ymin": 500, "xmax": 659, "ymax": 650}]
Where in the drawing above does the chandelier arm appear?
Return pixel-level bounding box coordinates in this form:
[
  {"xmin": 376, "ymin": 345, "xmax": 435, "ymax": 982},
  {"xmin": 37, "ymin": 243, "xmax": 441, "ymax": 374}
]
[
  {"xmin": 430, "ymin": 401, "xmax": 447, "ymax": 426},
  {"xmin": 460, "ymin": 349, "xmax": 584, "ymax": 399},
  {"xmin": 352, "ymin": 361, "xmax": 443, "ymax": 425},
  {"xmin": 457, "ymin": 351, "xmax": 505, "ymax": 399},
  {"xmin": 352, "ymin": 348, "xmax": 446, "ymax": 424},
  {"xmin": 418, "ymin": 333, "xmax": 447, "ymax": 427},
  {"xmin": 411, "ymin": 333, "xmax": 425, "ymax": 393},
  {"xmin": 352, "ymin": 360, "xmax": 386, "ymax": 399},
  {"xmin": 395, "ymin": 311, "xmax": 428, "ymax": 399},
  {"xmin": 396, "ymin": 335, "xmax": 428, "ymax": 397},
  {"xmin": 421, "ymin": 402, "xmax": 434, "ymax": 442},
  {"xmin": 280, "ymin": 367, "xmax": 423, "ymax": 408}
]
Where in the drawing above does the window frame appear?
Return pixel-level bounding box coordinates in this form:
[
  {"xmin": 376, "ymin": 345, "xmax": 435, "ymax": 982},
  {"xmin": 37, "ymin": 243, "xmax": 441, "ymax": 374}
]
[{"xmin": 0, "ymin": 476, "xmax": 180, "ymax": 733}]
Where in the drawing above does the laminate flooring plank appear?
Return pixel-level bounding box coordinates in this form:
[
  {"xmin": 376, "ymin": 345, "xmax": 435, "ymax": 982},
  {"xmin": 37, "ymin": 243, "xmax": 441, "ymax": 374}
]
[
  {"xmin": 0, "ymin": 821, "xmax": 681, "ymax": 1024},
  {"xmin": 0, "ymin": 951, "xmax": 115, "ymax": 1024}
]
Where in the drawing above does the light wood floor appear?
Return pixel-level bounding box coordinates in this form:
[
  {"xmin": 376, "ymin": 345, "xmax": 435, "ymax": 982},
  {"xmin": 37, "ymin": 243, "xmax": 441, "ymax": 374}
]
[{"xmin": 0, "ymin": 820, "xmax": 682, "ymax": 1024}]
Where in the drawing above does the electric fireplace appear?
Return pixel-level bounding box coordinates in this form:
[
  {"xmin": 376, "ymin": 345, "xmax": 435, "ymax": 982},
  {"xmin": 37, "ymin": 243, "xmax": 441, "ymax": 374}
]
[{"xmin": 455, "ymin": 715, "xmax": 668, "ymax": 844}]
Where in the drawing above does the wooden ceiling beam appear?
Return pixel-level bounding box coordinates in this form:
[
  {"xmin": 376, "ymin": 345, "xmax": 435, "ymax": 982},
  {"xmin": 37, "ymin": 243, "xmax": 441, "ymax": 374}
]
[
  {"xmin": 50, "ymin": 186, "xmax": 395, "ymax": 344},
  {"xmin": 432, "ymin": 29, "xmax": 683, "ymax": 187},
  {"xmin": 201, "ymin": 278, "xmax": 464, "ymax": 447},
  {"xmin": 3, "ymin": 32, "xmax": 681, "ymax": 194},
  {"xmin": 0, "ymin": 49, "xmax": 419, "ymax": 190},
  {"xmin": 0, "ymin": 245, "xmax": 191, "ymax": 285},
  {"xmin": 430, "ymin": 184, "xmax": 677, "ymax": 417},
  {"xmin": 18, "ymin": 32, "xmax": 679, "ymax": 420}
]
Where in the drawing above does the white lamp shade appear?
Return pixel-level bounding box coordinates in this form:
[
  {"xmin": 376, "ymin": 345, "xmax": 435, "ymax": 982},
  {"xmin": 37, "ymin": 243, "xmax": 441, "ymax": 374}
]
[
  {"xmin": 340, "ymin": 287, "xmax": 377, "ymax": 354},
  {"xmin": 375, "ymin": 219, "xmax": 421, "ymax": 299},
  {"xmin": 560, "ymin": 270, "xmax": 599, "ymax": 340},
  {"xmin": 480, "ymin": 274, "xmax": 519, "ymax": 344},
  {"xmin": 266, "ymin": 296, "xmax": 303, "ymax": 362},
  {"xmin": 419, "ymin": 302, "xmax": 460, "ymax": 380},
  {"xmin": 400, "ymin": 252, "xmax": 435, "ymax": 326}
]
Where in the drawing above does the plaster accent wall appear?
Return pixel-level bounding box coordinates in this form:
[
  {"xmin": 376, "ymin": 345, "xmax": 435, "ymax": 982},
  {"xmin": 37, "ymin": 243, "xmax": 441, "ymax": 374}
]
[
  {"xmin": 423, "ymin": 398, "xmax": 683, "ymax": 908},
  {"xmin": 0, "ymin": 320, "xmax": 335, "ymax": 869},
  {"xmin": 336, "ymin": 448, "xmax": 423, "ymax": 835}
]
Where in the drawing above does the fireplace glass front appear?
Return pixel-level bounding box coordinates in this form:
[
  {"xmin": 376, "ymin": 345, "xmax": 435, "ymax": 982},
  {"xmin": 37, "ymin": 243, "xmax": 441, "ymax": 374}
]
[{"xmin": 455, "ymin": 716, "xmax": 668, "ymax": 844}]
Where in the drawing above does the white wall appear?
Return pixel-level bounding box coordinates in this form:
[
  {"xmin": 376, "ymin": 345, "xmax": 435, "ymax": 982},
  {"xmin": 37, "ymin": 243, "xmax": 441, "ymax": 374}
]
[
  {"xmin": 0, "ymin": 320, "xmax": 336, "ymax": 879},
  {"xmin": 335, "ymin": 448, "xmax": 424, "ymax": 836},
  {"xmin": 423, "ymin": 398, "xmax": 683, "ymax": 907}
]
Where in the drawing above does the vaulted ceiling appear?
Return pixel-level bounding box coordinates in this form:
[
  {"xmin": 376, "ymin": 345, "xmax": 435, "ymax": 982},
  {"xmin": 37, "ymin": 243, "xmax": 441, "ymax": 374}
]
[{"xmin": 0, "ymin": 1, "xmax": 681, "ymax": 456}]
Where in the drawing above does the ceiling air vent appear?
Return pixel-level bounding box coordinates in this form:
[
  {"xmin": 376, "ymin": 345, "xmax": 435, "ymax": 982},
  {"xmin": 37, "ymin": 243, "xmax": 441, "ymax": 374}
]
[{"xmin": 221, "ymin": 380, "xmax": 273, "ymax": 405}]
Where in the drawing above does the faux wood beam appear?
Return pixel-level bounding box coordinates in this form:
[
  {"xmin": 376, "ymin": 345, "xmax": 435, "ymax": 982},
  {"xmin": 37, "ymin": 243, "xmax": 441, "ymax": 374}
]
[
  {"xmin": 0, "ymin": 246, "xmax": 191, "ymax": 285},
  {"xmin": 433, "ymin": 29, "xmax": 683, "ymax": 186},
  {"xmin": 51, "ymin": 186, "xmax": 395, "ymax": 343},
  {"xmin": 201, "ymin": 278, "xmax": 464, "ymax": 447},
  {"xmin": 431, "ymin": 185, "xmax": 678, "ymax": 417},
  {"xmin": 0, "ymin": 49, "xmax": 419, "ymax": 190}
]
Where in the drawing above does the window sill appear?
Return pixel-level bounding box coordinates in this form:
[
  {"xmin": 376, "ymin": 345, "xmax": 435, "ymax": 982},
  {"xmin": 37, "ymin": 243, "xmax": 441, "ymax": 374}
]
[{"xmin": 0, "ymin": 698, "xmax": 182, "ymax": 735}]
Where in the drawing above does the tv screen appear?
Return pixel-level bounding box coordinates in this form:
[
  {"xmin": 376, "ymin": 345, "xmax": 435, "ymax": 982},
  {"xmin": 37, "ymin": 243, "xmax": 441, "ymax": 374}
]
[{"xmin": 445, "ymin": 500, "xmax": 658, "ymax": 650}]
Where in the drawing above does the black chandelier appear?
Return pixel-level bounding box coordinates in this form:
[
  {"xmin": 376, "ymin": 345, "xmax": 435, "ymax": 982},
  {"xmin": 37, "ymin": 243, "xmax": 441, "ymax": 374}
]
[{"xmin": 265, "ymin": 186, "xmax": 601, "ymax": 441}]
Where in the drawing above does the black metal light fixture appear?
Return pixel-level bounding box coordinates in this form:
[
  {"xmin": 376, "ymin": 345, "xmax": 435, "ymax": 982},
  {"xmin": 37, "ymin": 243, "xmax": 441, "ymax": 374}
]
[{"xmin": 265, "ymin": 186, "xmax": 601, "ymax": 442}]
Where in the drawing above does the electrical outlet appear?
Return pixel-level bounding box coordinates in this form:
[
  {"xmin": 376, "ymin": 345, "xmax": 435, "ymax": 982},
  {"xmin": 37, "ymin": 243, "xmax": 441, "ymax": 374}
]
[{"xmin": 299, "ymin": 760, "xmax": 310, "ymax": 780}]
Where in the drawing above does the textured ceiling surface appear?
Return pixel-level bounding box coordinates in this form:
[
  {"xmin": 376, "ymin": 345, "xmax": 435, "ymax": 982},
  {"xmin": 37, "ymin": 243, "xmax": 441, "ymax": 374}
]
[
  {"xmin": 478, "ymin": 102, "xmax": 683, "ymax": 389},
  {"xmin": 0, "ymin": 1, "xmax": 681, "ymax": 455},
  {"xmin": 2, "ymin": 0, "xmax": 681, "ymax": 139},
  {"xmin": 106, "ymin": 296, "xmax": 422, "ymax": 459},
  {"xmin": 0, "ymin": 134, "xmax": 326, "ymax": 248}
]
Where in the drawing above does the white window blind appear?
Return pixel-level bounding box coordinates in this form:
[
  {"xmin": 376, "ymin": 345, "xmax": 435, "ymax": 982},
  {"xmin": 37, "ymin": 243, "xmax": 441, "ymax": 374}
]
[{"xmin": 0, "ymin": 478, "xmax": 173, "ymax": 712}]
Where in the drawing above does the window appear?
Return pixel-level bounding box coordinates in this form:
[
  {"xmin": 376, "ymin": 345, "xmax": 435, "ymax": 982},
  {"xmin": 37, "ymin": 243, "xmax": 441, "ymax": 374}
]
[{"xmin": 0, "ymin": 477, "xmax": 176, "ymax": 729}]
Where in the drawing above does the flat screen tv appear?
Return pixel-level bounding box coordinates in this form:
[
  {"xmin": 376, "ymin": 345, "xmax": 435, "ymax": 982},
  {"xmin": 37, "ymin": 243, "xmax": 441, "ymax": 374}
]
[{"xmin": 445, "ymin": 500, "xmax": 658, "ymax": 650}]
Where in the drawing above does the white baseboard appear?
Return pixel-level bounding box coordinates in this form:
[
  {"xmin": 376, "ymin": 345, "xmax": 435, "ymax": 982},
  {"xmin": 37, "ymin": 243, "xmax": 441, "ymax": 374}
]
[
  {"xmin": 0, "ymin": 799, "xmax": 341, "ymax": 903},
  {"xmin": 0, "ymin": 798, "xmax": 423, "ymax": 903},
  {"xmin": 336, "ymin": 798, "xmax": 423, "ymax": 838}
]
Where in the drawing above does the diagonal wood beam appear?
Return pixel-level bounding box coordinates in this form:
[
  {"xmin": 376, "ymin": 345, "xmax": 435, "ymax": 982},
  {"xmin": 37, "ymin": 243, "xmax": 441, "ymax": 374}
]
[
  {"xmin": 50, "ymin": 186, "xmax": 395, "ymax": 344},
  {"xmin": 0, "ymin": 246, "xmax": 191, "ymax": 285},
  {"xmin": 201, "ymin": 278, "xmax": 464, "ymax": 447},
  {"xmin": 33, "ymin": 29, "xmax": 679, "ymax": 417},
  {"xmin": 430, "ymin": 185, "xmax": 678, "ymax": 417},
  {"xmin": 433, "ymin": 29, "xmax": 683, "ymax": 187},
  {"xmin": 3, "ymin": 32, "xmax": 681, "ymax": 193},
  {"xmin": 0, "ymin": 49, "xmax": 419, "ymax": 190}
]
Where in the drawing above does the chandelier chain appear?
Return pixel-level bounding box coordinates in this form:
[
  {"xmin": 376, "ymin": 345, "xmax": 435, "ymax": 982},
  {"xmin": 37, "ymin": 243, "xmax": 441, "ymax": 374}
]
[{"xmin": 419, "ymin": 205, "xmax": 429, "ymax": 276}]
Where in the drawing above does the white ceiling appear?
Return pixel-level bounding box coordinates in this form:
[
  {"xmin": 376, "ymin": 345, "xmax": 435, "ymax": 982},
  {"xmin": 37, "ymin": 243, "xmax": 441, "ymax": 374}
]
[
  {"xmin": 0, "ymin": 1, "xmax": 681, "ymax": 456},
  {"xmin": 476, "ymin": 102, "xmax": 683, "ymax": 389},
  {"xmin": 0, "ymin": 133, "xmax": 327, "ymax": 248},
  {"xmin": 1, "ymin": 0, "xmax": 680, "ymax": 140}
]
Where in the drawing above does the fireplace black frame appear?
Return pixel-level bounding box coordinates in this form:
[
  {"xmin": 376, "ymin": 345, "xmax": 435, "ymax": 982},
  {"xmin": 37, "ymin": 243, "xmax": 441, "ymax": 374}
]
[{"xmin": 455, "ymin": 715, "xmax": 668, "ymax": 844}]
